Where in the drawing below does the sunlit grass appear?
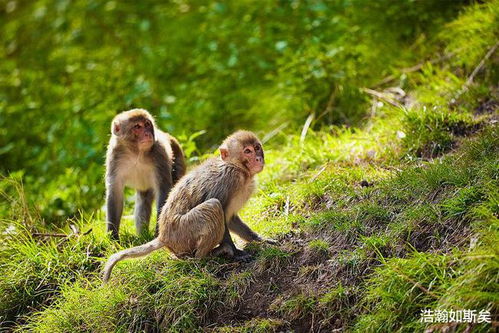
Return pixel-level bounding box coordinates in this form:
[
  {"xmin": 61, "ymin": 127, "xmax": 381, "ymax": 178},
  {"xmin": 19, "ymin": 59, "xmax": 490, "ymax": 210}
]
[{"xmin": 1, "ymin": 1, "xmax": 498, "ymax": 331}]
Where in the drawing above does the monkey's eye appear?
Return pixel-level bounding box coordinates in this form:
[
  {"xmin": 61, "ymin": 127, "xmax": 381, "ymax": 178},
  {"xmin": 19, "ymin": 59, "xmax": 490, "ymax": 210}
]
[
  {"xmin": 134, "ymin": 124, "xmax": 141, "ymax": 129},
  {"xmin": 144, "ymin": 121, "xmax": 151, "ymax": 127},
  {"xmin": 255, "ymin": 145, "xmax": 260, "ymax": 151},
  {"xmin": 244, "ymin": 148, "xmax": 252, "ymax": 154}
]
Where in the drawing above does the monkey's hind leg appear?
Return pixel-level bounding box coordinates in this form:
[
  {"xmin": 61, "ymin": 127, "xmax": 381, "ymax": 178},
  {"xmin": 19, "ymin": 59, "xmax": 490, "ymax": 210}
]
[
  {"xmin": 175, "ymin": 198, "xmax": 225, "ymax": 259},
  {"xmin": 134, "ymin": 189, "xmax": 154, "ymax": 235}
]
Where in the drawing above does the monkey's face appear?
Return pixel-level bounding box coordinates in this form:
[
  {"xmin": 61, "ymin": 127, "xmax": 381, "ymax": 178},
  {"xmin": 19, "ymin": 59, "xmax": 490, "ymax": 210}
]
[
  {"xmin": 112, "ymin": 109, "xmax": 158, "ymax": 152},
  {"xmin": 128, "ymin": 118, "xmax": 155, "ymax": 151},
  {"xmin": 241, "ymin": 142, "xmax": 264, "ymax": 175},
  {"xmin": 220, "ymin": 131, "xmax": 265, "ymax": 175}
]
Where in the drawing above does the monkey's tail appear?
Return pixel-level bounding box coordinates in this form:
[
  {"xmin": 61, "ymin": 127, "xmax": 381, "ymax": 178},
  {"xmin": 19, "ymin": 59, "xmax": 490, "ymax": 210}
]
[{"xmin": 102, "ymin": 238, "xmax": 165, "ymax": 283}]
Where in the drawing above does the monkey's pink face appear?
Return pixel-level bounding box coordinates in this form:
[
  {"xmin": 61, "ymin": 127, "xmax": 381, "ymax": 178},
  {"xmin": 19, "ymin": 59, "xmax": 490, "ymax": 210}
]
[
  {"xmin": 131, "ymin": 120, "xmax": 154, "ymax": 150},
  {"xmin": 242, "ymin": 143, "xmax": 264, "ymax": 175}
]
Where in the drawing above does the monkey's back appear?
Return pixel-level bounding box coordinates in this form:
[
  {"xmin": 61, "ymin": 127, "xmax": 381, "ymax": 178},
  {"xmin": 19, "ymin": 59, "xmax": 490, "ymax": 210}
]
[{"xmin": 158, "ymin": 158, "xmax": 248, "ymax": 230}]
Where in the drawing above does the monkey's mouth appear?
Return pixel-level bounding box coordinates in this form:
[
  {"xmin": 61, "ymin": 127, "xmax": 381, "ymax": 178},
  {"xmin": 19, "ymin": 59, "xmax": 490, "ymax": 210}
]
[
  {"xmin": 138, "ymin": 138, "xmax": 154, "ymax": 150},
  {"xmin": 138, "ymin": 137, "xmax": 154, "ymax": 144},
  {"xmin": 250, "ymin": 161, "xmax": 264, "ymax": 174}
]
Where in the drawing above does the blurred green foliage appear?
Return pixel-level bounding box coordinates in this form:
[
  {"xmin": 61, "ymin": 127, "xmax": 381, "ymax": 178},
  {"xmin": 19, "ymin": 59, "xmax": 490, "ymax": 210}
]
[{"xmin": 0, "ymin": 0, "xmax": 468, "ymax": 221}]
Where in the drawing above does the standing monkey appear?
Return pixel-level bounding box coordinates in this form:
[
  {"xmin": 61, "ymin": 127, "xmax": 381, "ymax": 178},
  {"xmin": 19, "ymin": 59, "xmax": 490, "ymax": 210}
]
[
  {"xmin": 105, "ymin": 109, "xmax": 185, "ymax": 239},
  {"xmin": 103, "ymin": 130, "xmax": 272, "ymax": 282}
]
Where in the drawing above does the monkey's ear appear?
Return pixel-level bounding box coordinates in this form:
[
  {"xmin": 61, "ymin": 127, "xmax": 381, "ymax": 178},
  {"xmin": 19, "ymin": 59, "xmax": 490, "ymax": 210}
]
[
  {"xmin": 112, "ymin": 121, "xmax": 121, "ymax": 136},
  {"xmin": 220, "ymin": 147, "xmax": 229, "ymax": 161}
]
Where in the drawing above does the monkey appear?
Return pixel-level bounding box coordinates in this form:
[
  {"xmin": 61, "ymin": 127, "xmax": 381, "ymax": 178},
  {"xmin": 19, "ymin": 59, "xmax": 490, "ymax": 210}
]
[
  {"xmin": 105, "ymin": 108, "xmax": 185, "ymax": 240},
  {"xmin": 103, "ymin": 130, "xmax": 272, "ymax": 283}
]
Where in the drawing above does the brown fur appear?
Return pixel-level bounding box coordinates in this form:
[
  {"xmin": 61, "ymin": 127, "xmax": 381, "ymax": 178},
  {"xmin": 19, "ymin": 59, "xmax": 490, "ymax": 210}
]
[
  {"xmin": 103, "ymin": 130, "xmax": 266, "ymax": 283},
  {"xmin": 159, "ymin": 155, "xmax": 254, "ymax": 256},
  {"xmin": 105, "ymin": 108, "xmax": 186, "ymax": 239}
]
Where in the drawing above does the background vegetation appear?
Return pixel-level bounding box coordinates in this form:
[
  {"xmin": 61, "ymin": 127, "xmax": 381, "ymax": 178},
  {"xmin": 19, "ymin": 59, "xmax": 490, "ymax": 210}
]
[
  {"xmin": 1, "ymin": 0, "xmax": 498, "ymax": 332},
  {"xmin": 1, "ymin": 0, "xmax": 470, "ymax": 221}
]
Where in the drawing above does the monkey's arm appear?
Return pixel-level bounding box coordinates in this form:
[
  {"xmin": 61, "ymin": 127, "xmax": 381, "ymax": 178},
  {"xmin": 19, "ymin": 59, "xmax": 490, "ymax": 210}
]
[
  {"xmin": 106, "ymin": 179, "xmax": 124, "ymax": 240},
  {"xmin": 228, "ymin": 215, "xmax": 261, "ymax": 241},
  {"xmin": 229, "ymin": 215, "xmax": 278, "ymax": 244},
  {"xmin": 212, "ymin": 222, "xmax": 252, "ymax": 261}
]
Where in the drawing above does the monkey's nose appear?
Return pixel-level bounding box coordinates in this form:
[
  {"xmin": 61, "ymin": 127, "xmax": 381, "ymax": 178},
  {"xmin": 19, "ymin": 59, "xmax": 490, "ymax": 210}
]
[{"xmin": 256, "ymin": 157, "xmax": 263, "ymax": 163}]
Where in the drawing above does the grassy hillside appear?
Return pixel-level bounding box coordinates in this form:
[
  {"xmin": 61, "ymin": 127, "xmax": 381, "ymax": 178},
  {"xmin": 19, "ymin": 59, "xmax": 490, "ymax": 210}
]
[{"xmin": 1, "ymin": 1, "xmax": 498, "ymax": 332}]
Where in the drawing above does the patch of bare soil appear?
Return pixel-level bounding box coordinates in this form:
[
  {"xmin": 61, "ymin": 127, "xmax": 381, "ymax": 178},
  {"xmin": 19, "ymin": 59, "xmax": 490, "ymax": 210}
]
[
  {"xmin": 474, "ymin": 96, "xmax": 498, "ymax": 116},
  {"xmin": 207, "ymin": 211, "xmax": 475, "ymax": 331},
  {"xmin": 205, "ymin": 230, "xmax": 374, "ymax": 332}
]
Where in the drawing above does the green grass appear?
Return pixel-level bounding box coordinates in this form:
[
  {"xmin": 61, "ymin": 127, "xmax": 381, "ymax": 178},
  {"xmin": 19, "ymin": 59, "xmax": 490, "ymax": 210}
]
[
  {"xmin": 307, "ymin": 239, "xmax": 330, "ymax": 254},
  {"xmin": 273, "ymin": 293, "xmax": 318, "ymax": 321},
  {"xmin": 23, "ymin": 255, "xmax": 225, "ymax": 332},
  {"xmin": 214, "ymin": 318, "xmax": 286, "ymax": 333},
  {"xmin": 402, "ymin": 107, "xmax": 478, "ymax": 158},
  {"xmin": 1, "ymin": 1, "xmax": 498, "ymax": 332},
  {"xmin": 0, "ymin": 221, "xmax": 108, "ymax": 326}
]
